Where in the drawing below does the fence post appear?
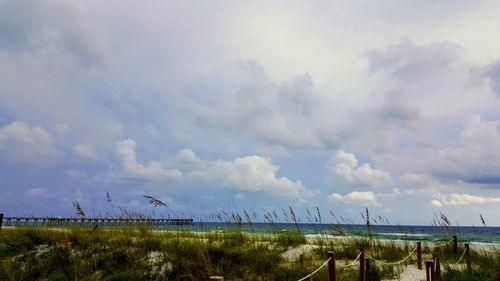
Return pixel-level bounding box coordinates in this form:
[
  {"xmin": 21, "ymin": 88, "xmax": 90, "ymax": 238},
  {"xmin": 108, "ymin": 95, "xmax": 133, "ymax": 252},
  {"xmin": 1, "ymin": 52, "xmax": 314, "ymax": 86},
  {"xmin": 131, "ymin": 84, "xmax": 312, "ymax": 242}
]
[
  {"xmin": 359, "ymin": 248, "xmax": 365, "ymax": 281},
  {"xmin": 433, "ymin": 253, "xmax": 441, "ymax": 281},
  {"xmin": 327, "ymin": 251, "xmax": 336, "ymax": 281},
  {"xmin": 417, "ymin": 242, "xmax": 422, "ymax": 270},
  {"xmin": 365, "ymin": 259, "xmax": 371, "ymax": 281},
  {"xmin": 425, "ymin": 260, "xmax": 435, "ymax": 281},
  {"xmin": 453, "ymin": 235, "xmax": 458, "ymax": 254},
  {"xmin": 0, "ymin": 213, "xmax": 3, "ymax": 230},
  {"xmin": 465, "ymin": 243, "xmax": 471, "ymax": 272},
  {"xmin": 300, "ymin": 254, "xmax": 304, "ymax": 267},
  {"xmin": 209, "ymin": 276, "xmax": 224, "ymax": 281}
]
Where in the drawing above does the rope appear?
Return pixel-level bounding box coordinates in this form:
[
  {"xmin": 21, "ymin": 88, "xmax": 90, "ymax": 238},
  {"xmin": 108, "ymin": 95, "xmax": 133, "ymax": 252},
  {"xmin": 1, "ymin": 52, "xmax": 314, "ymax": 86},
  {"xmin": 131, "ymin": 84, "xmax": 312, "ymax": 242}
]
[
  {"xmin": 296, "ymin": 251, "xmax": 363, "ymax": 280},
  {"xmin": 433, "ymin": 238, "xmax": 454, "ymax": 248},
  {"xmin": 297, "ymin": 257, "xmax": 331, "ymax": 281},
  {"xmin": 366, "ymin": 245, "xmax": 418, "ymax": 265},
  {"xmin": 338, "ymin": 251, "xmax": 363, "ymax": 269},
  {"xmin": 455, "ymin": 247, "xmax": 468, "ymax": 264}
]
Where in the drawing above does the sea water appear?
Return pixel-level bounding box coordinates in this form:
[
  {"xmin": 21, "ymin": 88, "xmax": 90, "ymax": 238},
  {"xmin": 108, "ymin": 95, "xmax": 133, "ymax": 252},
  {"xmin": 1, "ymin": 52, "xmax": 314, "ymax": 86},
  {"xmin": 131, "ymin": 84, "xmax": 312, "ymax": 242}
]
[{"xmin": 162, "ymin": 222, "xmax": 500, "ymax": 245}]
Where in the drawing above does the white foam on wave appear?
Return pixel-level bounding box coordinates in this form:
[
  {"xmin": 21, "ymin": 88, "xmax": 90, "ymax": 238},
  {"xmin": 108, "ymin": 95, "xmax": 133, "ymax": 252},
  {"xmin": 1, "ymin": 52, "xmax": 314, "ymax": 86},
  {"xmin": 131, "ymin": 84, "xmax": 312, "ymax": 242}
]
[{"xmin": 375, "ymin": 232, "xmax": 431, "ymax": 237}]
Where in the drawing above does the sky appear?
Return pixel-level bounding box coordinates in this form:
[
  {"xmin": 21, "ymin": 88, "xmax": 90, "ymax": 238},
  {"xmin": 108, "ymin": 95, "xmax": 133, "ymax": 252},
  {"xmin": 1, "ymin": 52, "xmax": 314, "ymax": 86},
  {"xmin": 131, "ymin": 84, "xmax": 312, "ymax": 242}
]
[{"xmin": 1, "ymin": 0, "xmax": 500, "ymax": 226}]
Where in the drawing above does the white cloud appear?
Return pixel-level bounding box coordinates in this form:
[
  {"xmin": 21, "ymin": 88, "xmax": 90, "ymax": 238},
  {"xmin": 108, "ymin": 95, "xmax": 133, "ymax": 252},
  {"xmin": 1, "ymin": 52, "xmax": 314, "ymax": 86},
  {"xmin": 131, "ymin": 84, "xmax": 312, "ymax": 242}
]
[
  {"xmin": 116, "ymin": 139, "xmax": 183, "ymax": 181},
  {"xmin": 189, "ymin": 155, "xmax": 313, "ymax": 198},
  {"xmin": 175, "ymin": 148, "xmax": 201, "ymax": 165},
  {"xmin": 435, "ymin": 194, "xmax": 500, "ymax": 206},
  {"xmin": 72, "ymin": 143, "xmax": 99, "ymax": 161},
  {"xmin": 425, "ymin": 116, "xmax": 500, "ymax": 183},
  {"xmin": 328, "ymin": 150, "xmax": 392, "ymax": 187},
  {"xmin": 185, "ymin": 64, "xmax": 332, "ymax": 149},
  {"xmin": 328, "ymin": 191, "xmax": 381, "ymax": 207},
  {"xmin": 0, "ymin": 121, "xmax": 62, "ymax": 167},
  {"xmin": 431, "ymin": 199, "xmax": 443, "ymax": 207},
  {"xmin": 24, "ymin": 187, "xmax": 51, "ymax": 198}
]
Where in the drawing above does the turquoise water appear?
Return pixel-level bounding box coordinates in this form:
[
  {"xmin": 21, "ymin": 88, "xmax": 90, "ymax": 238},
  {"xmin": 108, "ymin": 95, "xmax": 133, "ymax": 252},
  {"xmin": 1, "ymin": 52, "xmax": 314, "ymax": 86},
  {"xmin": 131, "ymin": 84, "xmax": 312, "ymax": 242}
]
[{"xmin": 167, "ymin": 222, "xmax": 500, "ymax": 245}]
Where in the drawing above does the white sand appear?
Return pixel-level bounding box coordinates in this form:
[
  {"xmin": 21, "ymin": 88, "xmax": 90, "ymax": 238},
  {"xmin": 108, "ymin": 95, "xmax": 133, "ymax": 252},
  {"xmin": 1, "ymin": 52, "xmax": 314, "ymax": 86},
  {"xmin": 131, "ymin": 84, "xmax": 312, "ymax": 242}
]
[
  {"xmin": 383, "ymin": 264, "xmax": 426, "ymax": 281},
  {"xmin": 282, "ymin": 244, "xmax": 320, "ymax": 260}
]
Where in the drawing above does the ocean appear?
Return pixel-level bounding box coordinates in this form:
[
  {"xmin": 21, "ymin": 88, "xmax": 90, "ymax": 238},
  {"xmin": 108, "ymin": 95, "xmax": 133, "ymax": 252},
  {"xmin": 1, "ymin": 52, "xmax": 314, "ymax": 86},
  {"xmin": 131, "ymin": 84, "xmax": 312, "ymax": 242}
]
[{"xmin": 169, "ymin": 222, "xmax": 500, "ymax": 245}]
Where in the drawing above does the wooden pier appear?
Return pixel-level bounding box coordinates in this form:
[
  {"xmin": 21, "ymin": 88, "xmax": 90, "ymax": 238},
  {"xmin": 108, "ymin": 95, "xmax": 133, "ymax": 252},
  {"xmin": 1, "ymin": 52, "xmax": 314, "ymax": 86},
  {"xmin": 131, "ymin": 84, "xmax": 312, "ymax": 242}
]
[{"xmin": 0, "ymin": 214, "xmax": 192, "ymax": 228}]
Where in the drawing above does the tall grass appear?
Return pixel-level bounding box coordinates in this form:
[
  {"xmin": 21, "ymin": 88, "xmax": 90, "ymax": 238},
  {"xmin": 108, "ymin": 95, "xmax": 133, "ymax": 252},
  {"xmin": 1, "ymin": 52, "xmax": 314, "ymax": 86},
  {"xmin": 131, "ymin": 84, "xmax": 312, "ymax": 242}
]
[{"xmin": 1, "ymin": 203, "xmax": 497, "ymax": 281}]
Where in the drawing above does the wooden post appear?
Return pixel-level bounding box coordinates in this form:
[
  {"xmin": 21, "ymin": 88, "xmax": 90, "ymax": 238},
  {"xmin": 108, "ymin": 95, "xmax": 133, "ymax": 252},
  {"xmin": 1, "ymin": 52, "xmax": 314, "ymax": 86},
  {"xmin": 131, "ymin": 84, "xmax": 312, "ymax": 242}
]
[
  {"xmin": 359, "ymin": 248, "xmax": 365, "ymax": 281},
  {"xmin": 425, "ymin": 260, "xmax": 435, "ymax": 281},
  {"xmin": 328, "ymin": 251, "xmax": 336, "ymax": 281},
  {"xmin": 453, "ymin": 235, "xmax": 458, "ymax": 254},
  {"xmin": 209, "ymin": 276, "xmax": 223, "ymax": 281},
  {"xmin": 365, "ymin": 259, "xmax": 371, "ymax": 281},
  {"xmin": 465, "ymin": 243, "xmax": 471, "ymax": 272},
  {"xmin": 299, "ymin": 254, "xmax": 304, "ymax": 267},
  {"xmin": 417, "ymin": 242, "xmax": 422, "ymax": 270},
  {"xmin": 0, "ymin": 213, "xmax": 3, "ymax": 230},
  {"xmin": 433, "ymin": 253, "xmax": 441, "ymax": 281}
]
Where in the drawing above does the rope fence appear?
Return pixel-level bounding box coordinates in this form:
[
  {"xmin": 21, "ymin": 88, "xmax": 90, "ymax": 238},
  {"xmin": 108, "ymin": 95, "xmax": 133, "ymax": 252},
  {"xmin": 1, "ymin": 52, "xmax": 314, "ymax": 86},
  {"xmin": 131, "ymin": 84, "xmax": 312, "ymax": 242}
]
[
  {"xmin": 454, "ymin": 246, "xmax": 467, "ymax": 264},
  {"xmin": 338, "ymin": 251, "xmax": 363, "ymax": 269},
  {"xmin": 296, "ymin": 257, "xmax": 331, "ymax": 281},
  {"xmin": 366, "ymin": 244, "xmax": 418, "ymax": 265},
  {"xmin": 211, "ymin": 236, "xmax": 471, "ymax": 281},
  {"xmin": 433, "ymin": 237, "xmax": 455, "ymax": 248}
]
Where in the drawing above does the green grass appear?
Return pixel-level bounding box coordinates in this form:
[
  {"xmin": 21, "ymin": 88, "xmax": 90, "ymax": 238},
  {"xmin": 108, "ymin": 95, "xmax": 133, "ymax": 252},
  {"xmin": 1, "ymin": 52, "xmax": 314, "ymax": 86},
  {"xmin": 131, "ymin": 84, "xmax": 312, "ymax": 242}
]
[
  {"xmin": 0, "ymin": 226, "xmax": 498, "ymax": 281},
  {"xmin": 0, "ymin": 227, "xmax": 310, "ymax": 280}
]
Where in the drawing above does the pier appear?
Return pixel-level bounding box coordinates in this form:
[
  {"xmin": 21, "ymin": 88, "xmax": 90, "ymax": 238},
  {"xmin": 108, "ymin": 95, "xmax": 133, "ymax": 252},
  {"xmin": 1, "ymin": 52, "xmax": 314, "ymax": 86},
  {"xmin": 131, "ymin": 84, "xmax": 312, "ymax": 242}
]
[{"xmin": 0, "ymin": 214, "xmax": 192, "ymax": 228}]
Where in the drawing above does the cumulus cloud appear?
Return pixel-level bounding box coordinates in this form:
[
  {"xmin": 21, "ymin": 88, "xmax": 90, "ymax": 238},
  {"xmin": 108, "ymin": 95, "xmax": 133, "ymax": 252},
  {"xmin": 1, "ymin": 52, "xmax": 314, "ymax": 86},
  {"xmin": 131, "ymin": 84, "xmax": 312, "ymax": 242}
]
[
  {"xmin": 367, "ymin": 38, "xmax": 462, "ymax": 83},
  {"xmin": 0, "ymin": 121, "xmax": 62, "ymax": 167},
  {"xmin": 0, "ymin": 0, "xmax": 103, "ymax": 63},
  {"xmin": 175, "ymin": 148, "xmax": 201, "ymax": 165},
  {"xmin": 72, "ymin": 143, "xmax": 99, "ymax": 161},
  {"xmin": 433, "ymin": 194, "xmax": 500, "ymax": 206},
  {"xmin": 328, "ymin": 150, "xmax": 392, "ymax": 187},
  {"xmin": 431, "ymin": 200, "xmax": 443, "ymax": 207},
  {"xmin": 426, "ymin": 116, "xmax": 500, "ymax": 183},
  {"xmin": 480, "ymin": 60, "xmax": 500, "ymax": 97},
  {"xmin": 329, "ymin": 191, "xmax": 381, "ymax": 207},
  {"xmin": 189, "ymin": 155, "xmax": 313, "ymax": 198},
  {"xmin": 116, "ymin": 139, "xmax": 183, "ymax": 181},
  {"xmin": 112, "ymin": 139, "xmax": 312, "ymax": 198},
  {"xmin": 186, "ymin": 61, "xmax": 331, "ymax": 148}
]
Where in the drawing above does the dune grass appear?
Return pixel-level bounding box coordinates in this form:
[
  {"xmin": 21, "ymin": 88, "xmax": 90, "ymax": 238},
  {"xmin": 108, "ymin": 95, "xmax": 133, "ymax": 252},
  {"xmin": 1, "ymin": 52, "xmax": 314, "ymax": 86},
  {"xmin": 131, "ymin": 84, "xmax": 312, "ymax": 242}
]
[
  {"xmin": 0, "ymin": 211, "xmax": 498, "ymax": 281},
  {"xmin": 0, "ymin": 225, "xmax": 416, "ymax": 281},
  {"xmin": 0, "ymin": 226, "xmax": 313, "ymax": 281}
]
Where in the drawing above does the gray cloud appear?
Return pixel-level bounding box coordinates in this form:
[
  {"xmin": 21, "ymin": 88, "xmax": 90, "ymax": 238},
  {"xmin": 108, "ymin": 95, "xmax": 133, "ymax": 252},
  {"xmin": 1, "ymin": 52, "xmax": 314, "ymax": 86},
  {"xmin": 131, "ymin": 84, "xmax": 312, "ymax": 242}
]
[
  {"xmin": 185, "ymin": 60, "xmax": 333, "ymax": 149},
  {"xmin": 367, "ymin": 38, "xmax": 462, "ymax": 83},
  {"xmin": 480, "ymin": 60, "xmax": 500, "ymax": 97},
  {"xmin": 0, "ymin": 121, "xmax": 63, "ymax": 167},
  {"xmin": 0, "ymin": 0, "xmax": 104, "ymax": 64}
]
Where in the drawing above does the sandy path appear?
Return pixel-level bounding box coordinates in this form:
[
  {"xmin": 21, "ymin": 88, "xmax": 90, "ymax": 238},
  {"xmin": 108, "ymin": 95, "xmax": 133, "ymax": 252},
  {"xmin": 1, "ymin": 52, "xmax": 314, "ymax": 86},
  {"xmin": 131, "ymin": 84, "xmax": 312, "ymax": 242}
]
[
  {"xmin": 383, "ymin": 264, "xmax": 426, "ymax": 281},
  {"xmin": 282, "ymin": 244, "xmax": 320, "ymax": 260}
]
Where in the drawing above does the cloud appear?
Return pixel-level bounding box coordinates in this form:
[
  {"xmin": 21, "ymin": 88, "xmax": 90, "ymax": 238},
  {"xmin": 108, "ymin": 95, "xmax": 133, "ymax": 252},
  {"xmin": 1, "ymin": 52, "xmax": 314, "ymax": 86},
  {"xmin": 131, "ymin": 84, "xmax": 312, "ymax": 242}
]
[
  {"xmin": 0, "ymin": 0, "xmax": 103, "ymax": 64},
  {"xmin": 72, "ymin": 143, "xmax": 99, "ymax": 161},
  {"xmin": 185, "ymin": 61, "xmax": 331, "ymax": 148},
  {"xmin": 426, "ymin": 116, "xmax": 500, "ymax": 183},
  {"xmin": 433, "ymin": 193, "xmax": 500, "ymax": 206},
  {"xmin": 0, "ymin": 121, "xmax": 62, "ymax": 167},
  {"xmin": 480, "ymin": 60, "xmax": 500, "ymax": 97},
  {"xmin": 367, "ymin": 38, "xmax": 462, "ymax": 83},
  {"xmin": 329, "ymin": 191, "xmax": 381, "ymax": 207},
  {"xmin": 175, "ymin": 148, "xmax": 201, "ymax": 165},
  {"xmin": 431, "ymin": 199, "xmax": 443, "ymax": 207},
  {"xmin": 116, "ymin": 139, "xmax": 183, "ymax": 181},
  {"xmin": 111, "ymin": 139, "xmax": 312, "ymax": 198},
  {"xmin": 24, "ymin": 187, "xmax": 51, "ymax": 198},
  {"xmin": 328, "ymin": 150, "xmax": 392, "ymax": 187},
  {"xmin": 189, "ymin": 155, "xmax": 313, "ymax": 198}
]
